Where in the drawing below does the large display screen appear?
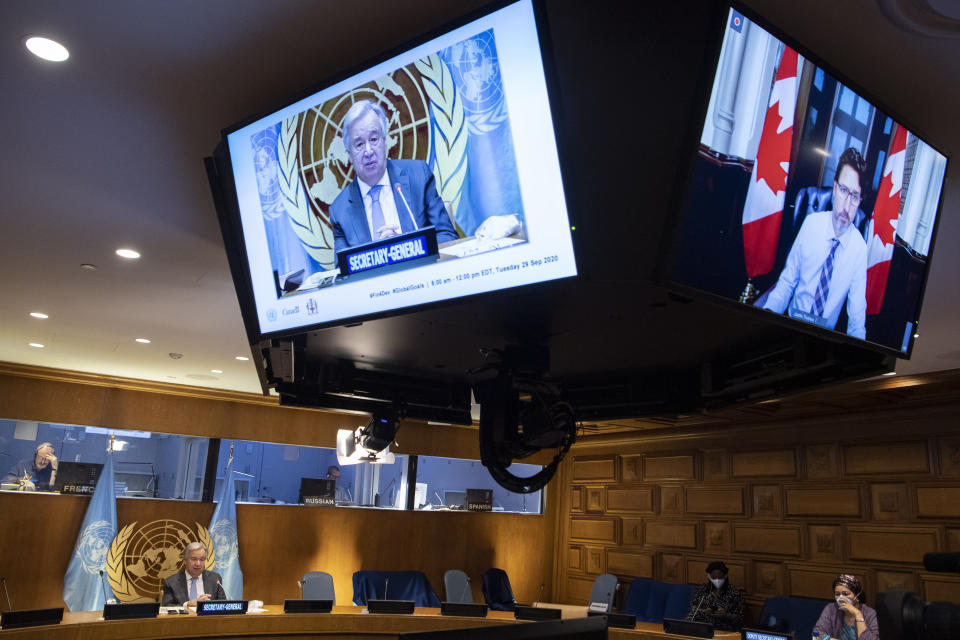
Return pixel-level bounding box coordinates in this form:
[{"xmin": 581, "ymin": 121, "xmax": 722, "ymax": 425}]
[
  {"xmin": 221, "ymin": 0, "xmax": 576, "ymax": 337},
  {"xmin": 666, "ymin": 5, "xmax": 948, "ymax": 357}
]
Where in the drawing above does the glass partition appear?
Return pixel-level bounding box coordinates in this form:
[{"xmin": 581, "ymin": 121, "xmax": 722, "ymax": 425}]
[
  {"xmin": 0, "ymin": 419, "xmax": 208, "ymax": 500},
  {"xmin": 1, "ymin": 418, "xmax": 541, "ymax": 515},
  {"xmin": 214, "ymin": 438, "xmax": 409, "ymax": 508},
  {"xmin": 413, "ymin": 455, "xmax": 543, "ymax": 514}
]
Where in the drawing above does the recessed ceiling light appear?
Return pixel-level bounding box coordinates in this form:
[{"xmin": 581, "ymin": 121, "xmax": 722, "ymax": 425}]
[
  {"xmin": 24, "ymin": 36, "xmax": 69, "ymax": 62},
  {"xmin": 235, "ymin": 356, "xmax": 249, "ymax": 361},
  {"xmin": 210, "ymin": 369, "xmax": 223, "ymax": 374},
  {"xmin": 80, "ymin": 263, "xmax": 98, "ymax": 271},
  {"xmin": 913, "ymin": 333, "xmax": 920, "ymax": 339},
  {"xmin": 30, "ymin": 312, "xmax": 49, "ymax": 319},
  {"xmin": 116, "ymin": 248, "xmax": 141, "ymax": 259},
  {"xmin": 28, "ymin": 343, "xmax": 45, "ymax": 348},
  {"xmin": 135, "ymin": 338, "xmax": 151, "ymax": 344}
]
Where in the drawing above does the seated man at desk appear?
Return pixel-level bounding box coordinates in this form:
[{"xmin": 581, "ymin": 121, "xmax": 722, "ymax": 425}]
[
  {"xmin": 3, "ymin": 442, "xmax": 58, "ymax": 490},
  {"xmin": 161, "ymin": 542, "xmax": 226, "ymax": 607},
  {"xmin": 330, "ymin": 99, "xmax": 458, "ymax": 253},
  {"xmin": 685, "ymin": 561, "xmax": 743, "ymax": 631}
]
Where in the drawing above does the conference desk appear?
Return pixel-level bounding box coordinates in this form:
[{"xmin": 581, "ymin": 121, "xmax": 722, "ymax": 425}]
[{"xmin": 1, "ymin": 605, "xmax": 742, "ymax": 639}]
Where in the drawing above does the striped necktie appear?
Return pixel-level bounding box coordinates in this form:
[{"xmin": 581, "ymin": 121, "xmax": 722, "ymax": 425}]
[
  {"xmin": 812, "ymin": 237, "xmax": 840, "ymax": 317},
  {"xmin": 368, "ymin": 185, "xmax": 385, "ymax": 235}
]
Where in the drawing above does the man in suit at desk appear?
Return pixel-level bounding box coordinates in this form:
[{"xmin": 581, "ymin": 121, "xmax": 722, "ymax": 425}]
[
  {"xmin": 329, "ymin": 100, "xmax": 458, "ymax": 254},
  {"xmin": 761, "ymin": 147, "xmax": 868, "ymax": 338},
  {"xmin": 161, "ymin": 542, "xmax": 227, "ymax": 606}
]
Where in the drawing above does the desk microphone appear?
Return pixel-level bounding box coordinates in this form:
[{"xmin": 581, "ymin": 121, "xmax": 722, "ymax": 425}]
[
  {"xmin": 298, "ymin": 580, "xmax": 303, "ymax": 599},
  {"xmin": 690, "ymin": 591, "xmax": 708, "ymax": 619},
  {"xmin": 537, "ymin": 583, "xmax": 545, "ymax": 603},
  {"xmin": 459, "ymin": 576, "xmax": 471, "ymax": 603},
  {"xmin": 394, "ymin": 184, "xmax": 419, "ymax": 230},
  {"xmin": 217, "ymin": 580, "xmax": 231, "ymax": 601},
  {"xmin": 98, "ymin": 570, "xmax": 109, "ymax": 605},
  {"xmin": 384, "ymin": 577, "xmax": 390, "ymax": 599},
  {"xmin": 1, "ymin": 576, "xmax": 12, "ymax": 611}
]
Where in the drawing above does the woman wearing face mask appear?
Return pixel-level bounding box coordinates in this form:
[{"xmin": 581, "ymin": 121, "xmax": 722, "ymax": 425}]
[
  {"xmin": 812, "ymin": 574, "xmax": 879, "ymax": 640},
  {"xmin": 684, "ymin": 561, "xmax": 743, "ymax": 631}
]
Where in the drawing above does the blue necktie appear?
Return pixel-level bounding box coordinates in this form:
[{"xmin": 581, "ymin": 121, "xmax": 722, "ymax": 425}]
[
  {"xmin": 189, "ymin": 576, "xmax": 198, "ymax": 601},
  {"xmin": 368, "ymin": 185, "xmax": 385, "ymax": 236},
  {"xmin": 812, "ymin": 238, "xmax": 840, "ymax": 316}
]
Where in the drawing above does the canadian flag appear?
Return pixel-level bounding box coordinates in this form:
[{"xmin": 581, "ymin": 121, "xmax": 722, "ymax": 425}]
[
  {"xmin": 742, "ymin": 46, "xmax": 799, "ymax": 279},
  {"xmin": 865, "ymin": 124, "xmax": 907, "ymax": 314}
]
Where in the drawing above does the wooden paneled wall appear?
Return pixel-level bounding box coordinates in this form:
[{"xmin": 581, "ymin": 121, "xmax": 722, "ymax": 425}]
[
  {"xmin": 0, "ymin": 364, "xmax": 556, "ymax": 610},
  {"xmin": 553, "ymin": 399, "xmax": 960, "ymax": 617},
  {"xmin": 0, "ymin": 491, "xmax": 554, "ymax": 611}
]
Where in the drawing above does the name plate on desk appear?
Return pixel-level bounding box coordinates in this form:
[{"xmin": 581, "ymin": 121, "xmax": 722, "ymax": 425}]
[
  {"xmin": 368, "ymin": 599, "xmax": 415, "ymax": 614},
  {"xmin": 284, "ymin": 599, "xmax": 333, "ymax": 614},
  {"xmin": 337, "ymin": 227, "xmax": 438, "ymax": 278},
  {"xmin": 0, "ymin": 608, "xmax": 64, "ymax": 629},
  {"xmin": 440, "ymin": 602, "xmax": 488, "ymax": 617},
  {"xmin": 303, "ymin": 495, "xmax": 334, "ymax": 506},
  {"xmin": 196, "ymin": 600, "xmax": 248, "ymax": 615},
  {"xmin": 103, "ymin": 602, "xmax": 160, "ymax": 620},
  {"xmin": 741, "ymin": 629, "xmax": 795, "ymax": 640},
  {"xmin": 515, "ymin": 605, "xmax": 561, "ymax": 621},
  {"xmin": 588, "ymin": 610, "xmax": 636, "ymax": 629},
  {"xmin": 663, "ymin": 617, "xmax": 713, "ymax": 638}
]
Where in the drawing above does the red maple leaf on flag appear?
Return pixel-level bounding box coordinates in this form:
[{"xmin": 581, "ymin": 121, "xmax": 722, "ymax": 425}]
[
  {"xmin": 754, "ymin": 103, "xmax": 791, "ymax": 195},
  {"xmin": 872, "ymin": 172, "xmax": 899, "ymax": 246},
  {"xmin": 871, "ymin": 125, "xmax": 907, "ymax": 246}
]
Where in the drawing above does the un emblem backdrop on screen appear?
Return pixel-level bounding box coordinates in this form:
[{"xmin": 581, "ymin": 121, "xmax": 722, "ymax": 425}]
[{"xmin": 252, "ymin": 29, "xmax": 523, "ymax": 286}]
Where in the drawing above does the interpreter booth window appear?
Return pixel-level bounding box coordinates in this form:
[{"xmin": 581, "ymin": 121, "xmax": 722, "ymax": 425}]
[
  {"xmin": 214, "ymin": 438, "xmax": 410, "ymax": 509},
  {"xmin": 413, "ymin": 455, "xmax": 543, "ymax": 514},
  {"xmin": 0, "ymin": 419, "xmax": 209, "ymax": 500}
]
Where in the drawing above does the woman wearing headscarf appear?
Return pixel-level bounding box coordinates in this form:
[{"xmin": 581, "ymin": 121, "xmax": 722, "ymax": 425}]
[{"xmin": 812, "ymin": 574, "xmax": 879, "ymax": 640}]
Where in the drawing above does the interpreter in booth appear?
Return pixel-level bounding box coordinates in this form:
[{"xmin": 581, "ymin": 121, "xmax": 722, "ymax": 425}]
[
  {"xmin": 3, "ymin": 442, "xmax": 58, "ymax": 490},
  {"xmin": 812, "ymin": 574, "xmax": 879, "ymax": 640},
  {"xmin": 685, "ymin": 561, "xmax": 744, "ymax": 631},
  {"xmin": 161, "ymin": 541, "xmax": 227, "ymax": 607}
]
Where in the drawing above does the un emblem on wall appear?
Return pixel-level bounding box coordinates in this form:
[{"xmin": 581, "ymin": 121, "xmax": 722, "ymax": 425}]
[
  {"xmin": 106, "ymin": 520, "xmax": 214, "ymax": 602},
  {"xmin": 277, "ymin": 55, "xmax": 467, "ymax": 269}
]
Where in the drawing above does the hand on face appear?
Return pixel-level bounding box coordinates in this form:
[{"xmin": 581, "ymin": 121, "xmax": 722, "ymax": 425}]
[{"xmin": 35, "ymin": 445, "xmax": 57, "ymax": 469}]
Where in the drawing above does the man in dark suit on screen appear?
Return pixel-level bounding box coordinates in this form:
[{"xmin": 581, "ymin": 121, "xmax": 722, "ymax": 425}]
[
  {"xmin": 161, "ymin": 541, "xmax": 226, "ymax": 606},
  {"xmin": 329, "ymin": 99, "xmax": 457, "ymax": 254}
]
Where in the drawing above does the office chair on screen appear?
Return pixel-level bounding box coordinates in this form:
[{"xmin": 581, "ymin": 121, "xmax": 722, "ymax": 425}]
[
  {"xmin": 444, "ymin": 570, "xmax": 473, "ymax": 603},
  {"xmin": 587, "ymin": 573, "xmax": 618, "ymax": 612},
  {"xmin": 481, "ymin": 568, "xmax": 517, "ymax": 611},
  {"xmin": 300, "ymin": 571, "xmax": 336, "ymax": 603}
]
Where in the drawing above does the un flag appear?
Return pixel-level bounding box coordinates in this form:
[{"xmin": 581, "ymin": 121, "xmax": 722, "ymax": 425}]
[
  {"xmin": 62, "ymin": 453, "xmax": 117, "ymax": 611},
  {"xmin": 209, "ymin": 459, "xmax": 243, "ymax": 599}
]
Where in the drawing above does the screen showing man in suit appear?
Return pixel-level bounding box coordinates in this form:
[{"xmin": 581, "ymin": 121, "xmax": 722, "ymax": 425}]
[
  {"xmin": 161, "ymin": 541, "xmax": 226, "ymax": 606},
  {"xmin": 330, "ymin": 100, "xmax": 458, "ymax": 254},
  {"xmin": 761, "ymin": 147, "xmax": 868, "ymax": 337}
]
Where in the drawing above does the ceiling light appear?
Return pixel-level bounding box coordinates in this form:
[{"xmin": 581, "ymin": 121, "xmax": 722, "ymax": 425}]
[
  {"xmin": 80, "ymin": 263, "xmax": 98, "ymax": 271},
  {"xmin": 28, "ymin": 343, "xmax": 45, "ymax": 348},
  {"xmin": 235, "ymin": 356, "xmax": 249, "ymax": 361},
  {"xmin": 116, "ymin": 248, "xmax": 141, "ymax": 259},
  {"xmin": 883, "ymin": 371, "xmax": 897, "ymax": 376},
  {"xmin": 210, "ymin": 369, "xmax": 223, "ymax": 374},
  {"xmin": 30, "ymin": 312, "xmax": 49, "ymax": 319},
  {"xmin": 135, "ymin": 338, "xmax": 151, "ymax": 344},
  {"xmin": 24, "ymin": 36, "xmax": 69, "ymax": 62}
]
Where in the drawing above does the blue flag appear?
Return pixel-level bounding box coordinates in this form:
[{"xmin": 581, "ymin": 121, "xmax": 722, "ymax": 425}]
[
  {"xmin": 209, "ymin": 458, "xmax": 243, "ymax": 599},
  {"xmin": 62, "ymin": 452, "xmax": 116, "ymax": 611}
]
